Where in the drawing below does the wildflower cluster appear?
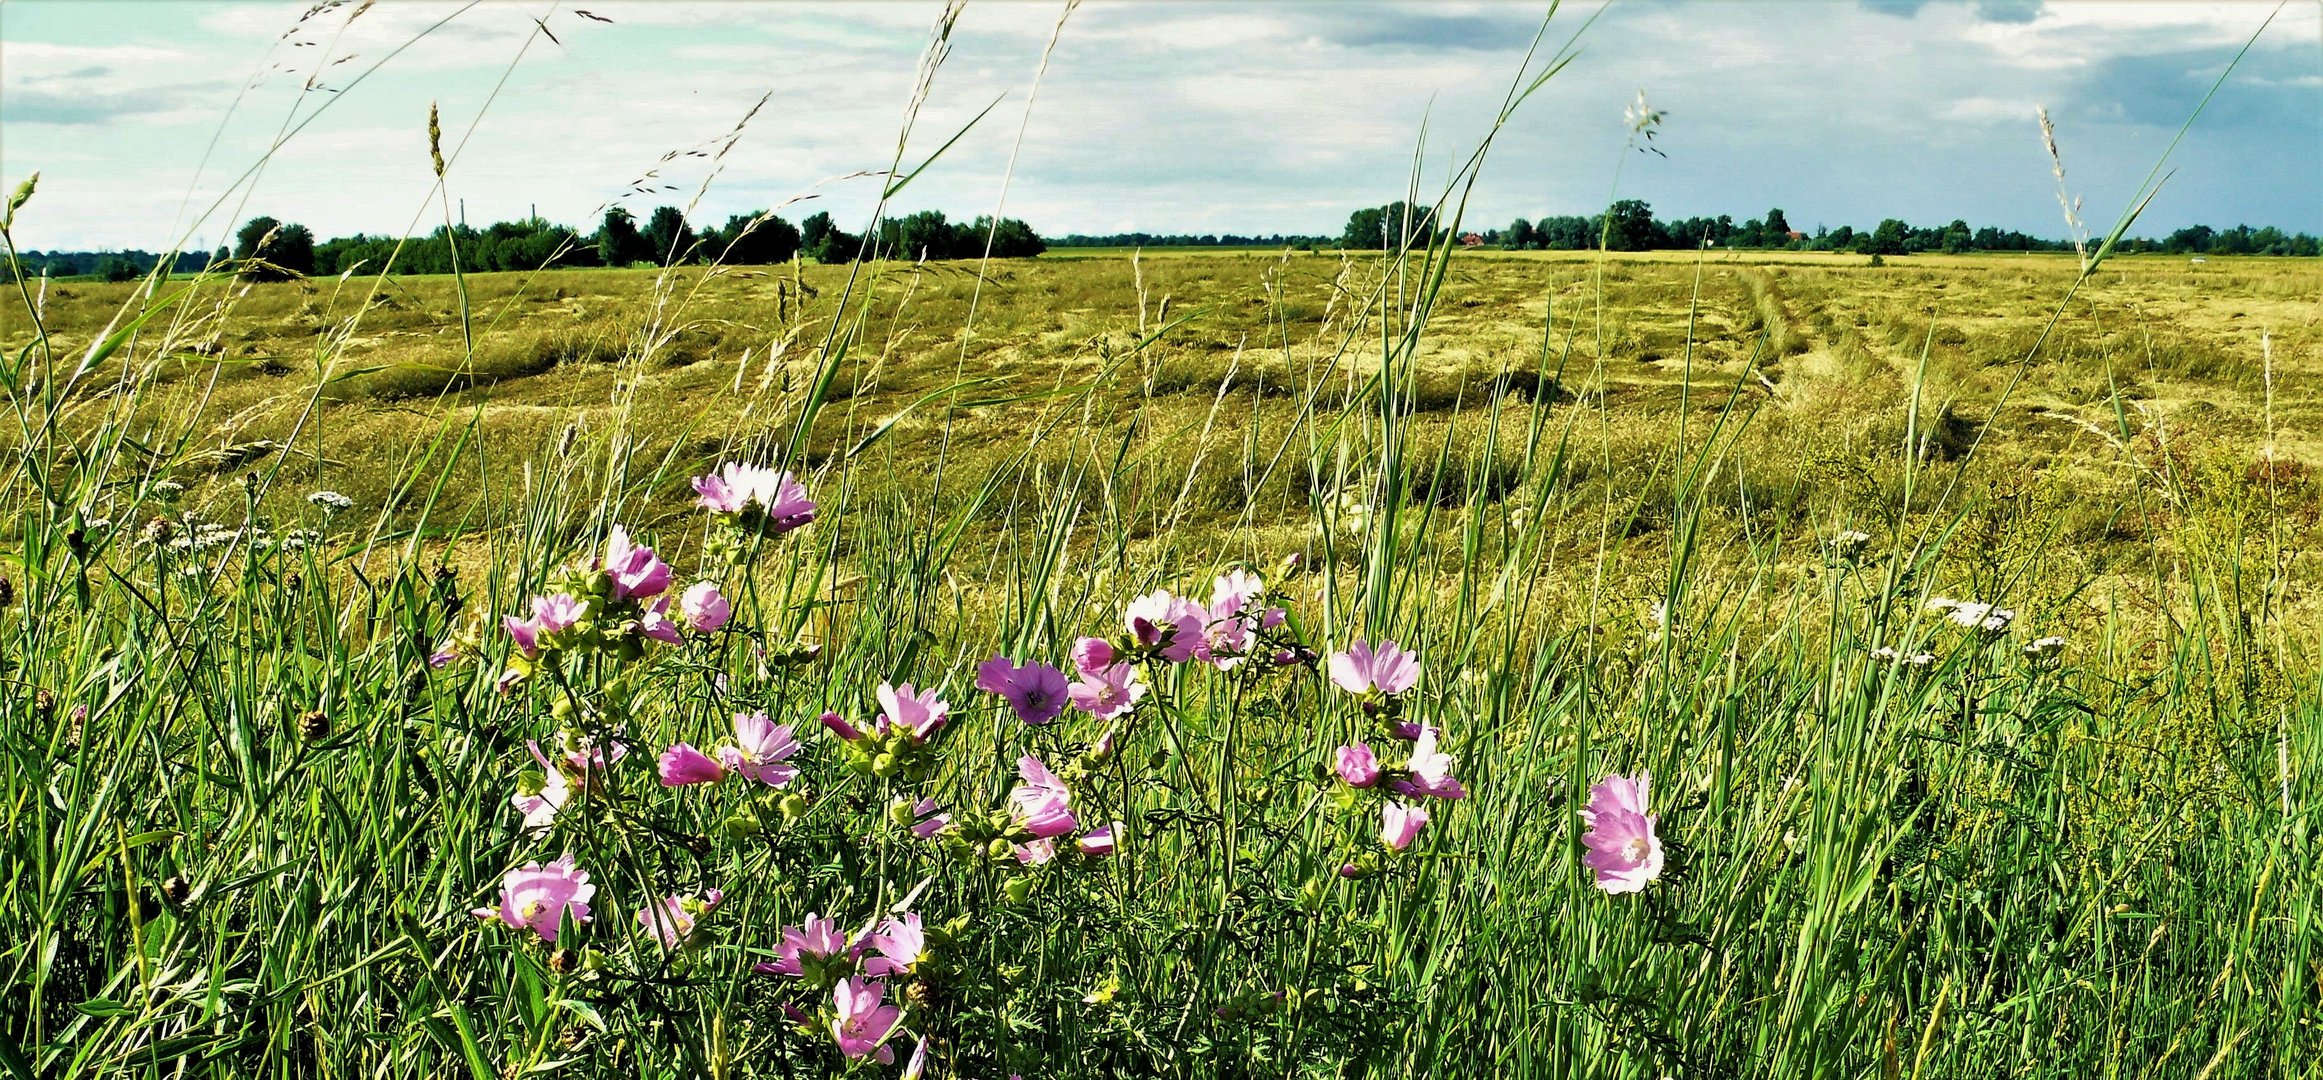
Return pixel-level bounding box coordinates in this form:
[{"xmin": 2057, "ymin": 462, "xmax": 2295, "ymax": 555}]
[{"xmin": 495, "ymin": 525, "xmax": 731, "ymax": 691}]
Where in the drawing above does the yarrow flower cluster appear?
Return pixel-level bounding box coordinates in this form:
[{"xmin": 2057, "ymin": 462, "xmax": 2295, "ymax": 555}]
[
  {"xmin": 306, "ymin": 490, "xmax": 354, "ymax": 513},
  {"xmin": 1926, "ymin": 596, "xmax": 2016, "ymax": 635}
]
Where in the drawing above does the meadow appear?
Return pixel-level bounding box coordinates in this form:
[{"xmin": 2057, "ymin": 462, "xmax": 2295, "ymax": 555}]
[{"xmin": 2, "ymin": 221, "xmax": 2319, "ymax": 1080}]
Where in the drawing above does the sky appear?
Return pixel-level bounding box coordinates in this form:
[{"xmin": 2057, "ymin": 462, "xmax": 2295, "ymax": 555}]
[{"xmin": 0, "ymin": 0, "xmax": 2317, "ymax": 252}]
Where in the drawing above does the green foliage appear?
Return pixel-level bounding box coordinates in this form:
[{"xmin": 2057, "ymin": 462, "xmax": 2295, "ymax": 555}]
[
  {"xmin": 1340, "ymin": 201, "xmax": 1439, "ymax": 250},
  {"xmin": 232, "ymin": 216, "xmax": 314, "ymax": 281},
  {"xmin": 596, "ymin": 207, "xmax": 651, "ymax": 270}
]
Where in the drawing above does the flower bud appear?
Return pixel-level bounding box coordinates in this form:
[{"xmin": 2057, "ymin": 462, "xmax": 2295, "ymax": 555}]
[
  {"xmin": 1003, "ymin": 876, "xmax": 1035, "ymax": 905},
  {"xmin": 719, "ymin": 812, "xmax": 763, "ymax": 839}
]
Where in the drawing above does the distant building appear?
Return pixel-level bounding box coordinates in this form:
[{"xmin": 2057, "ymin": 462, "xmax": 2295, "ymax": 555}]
[
  {"xmin": 1785, "ymin": 230, "xmax": 1806, "ymax": 242},
  {"xmin": 1460, "ymin": 233, "xmax": 1484, "ymax": 247}
]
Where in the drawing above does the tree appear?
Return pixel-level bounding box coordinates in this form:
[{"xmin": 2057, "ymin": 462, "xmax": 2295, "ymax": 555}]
[
  {"xmin": 881, "ymin": 209, "xmax": 958, "ymax": 260},
  {"xmin": 1504, "ymin": 217, "xmax": 1536, "ymax": 250},
  {"xmin": 1859, "ymin": 218, "xmax": 1911, "ymax": 256},
  {"xmin": 1599, "ymin": 199, "xmax": 1658, "ymax": 252},
  {"xmin": 643, "ymin": 206, "xmax": 696, "ymax": 263},
  {"xmin": 95, "ymin": 254, "xmax": 140, "ymax": 283},
  {"xmin": 1940, "ymin": 219, "xmax": 1972, "ymax": 255},
  {"xmin": 233, "ymin": 216, "xmax": 314, "ymax": 281},
  {"xmin": 1763, "ymin": 207, "xmax": 1792, "ymax": 242},
  {"xmin": 972, "ymin": 215, "xmax": 1046, "ymax": 258},
  {"xmin": 1340, "ymin": 202, "xmax": 1436, "ymax": 250},
  {"xmin": 800, "ymin": 212, "xmax": 860, "ymax": 264},
  {"xmin": 714, "ymin": 212, "xmax": 801, "ymax": 265},
  {"xmin": 597, "ymin": 208, "xmax": 651, "ymax": 267}
]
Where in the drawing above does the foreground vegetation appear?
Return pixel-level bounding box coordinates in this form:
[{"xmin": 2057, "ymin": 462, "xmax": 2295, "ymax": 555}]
[{"xmin": 2, "ymin": 216, "xmax": 2317, "ymax": 1075}]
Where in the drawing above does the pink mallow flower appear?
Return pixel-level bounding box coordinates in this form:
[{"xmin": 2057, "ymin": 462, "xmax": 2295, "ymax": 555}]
[
  {"xmin": 1125, "ymin": 590, "xmax": 1206, "ymax": 663},
  {"xmin": 1070, "ymin": 636, "xmax": 1115, "ymax": 676},
  {"xmin": 718, "ymin": 711, "xmax": 800, "ymax": 787},
  {"xmin": 602, "ymin": 525, "xmax": 672, "ymax": 601},
  {"xmin": 510, "ymin": 767, "xmax": 568, "ymax": 834},
  {"xmin": 976, "ymin": 655, "xmax": 1070, "ymax": 726},
  {"xmin": 863, "ymin": 913, "xmax": 927, "ymax": 977},
  {"xmin": 876, "ymin": 682, "xmax": 950, "ymax": 743},
  {"xmin": 637, "ymin": 889, "xmax": 723, "ymax": 949},
  {"xmin": 1068, "ymin": 662, "xmax": 1146, "ymax": 721},
  {"xmin": 831, "ymin": 976, "xmax": 901, "ymax": 1063},
  {"xmin": 502, "ymin": 616, "xmax": 543, "ymax": 660},
  {"xmin": 638, "ymin": 594, "xmax": 684, "ymax": 645},
  {"xmin": 1012, "ymin": 838, "xmax": 1059, "ymax": 865},
  {"xmin": 1008, "ymin": 754, "xmax": 1079, "ymax": 839},
  {"xmin": 1077, "ymin": 823, "xmax": 1119, "ymax": 857},
  {"xmin": 755, "ymin": 913, "xmax": 851, "ymax": 979},
  {"xmin": 1390, "ymin": 726, "xmax": 1467, "ymax": 801},
  {"xmin": 510, "ymin": 737, "xmax": 624, "ymax": 831},
  {"xmin": 1334, "ymin": 742, "xmax": 1381, "ymax": 788},
  {"xmin": 1198, "ymin": 569, "xmax": 1279, "ymax": 668},
  {"xmin": 533, "ymin": 593, "xmax": 587, "ymax": 635},
  {"xmin": 692, "ymin": 463, "xmax": 817, "ymax": 533},
  {"xmin": 680, "ymin": 582, "xmax": 731, "ymax": 632},
  {"xmin": 818, "ymin": 709, "xmax": 862, "ymax": 741},
  {"xmin": 657, "ymin": 742, "xmax": 726, "ymax": 786},
  {"xmin": 472, "ymin": 854, "xmax": 594, "ymax": 942},
  {"xmin": 909, "ymin": 797, "xmax": 954, "ymax": 838},
  {"xmin": 1579, "ymin": 771, "xmax": 1664, "ymax": 895},
  {"xmin": 1380, "ymin": 802, "xmax": 1429, "ymax": 850},
  {"xmin": 1327, "ymin": 638, "xmax": 1420, "ymax": 697}
]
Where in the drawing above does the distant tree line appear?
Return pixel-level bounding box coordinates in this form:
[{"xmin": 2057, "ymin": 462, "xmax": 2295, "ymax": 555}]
[
  {"xmin": 1047, "ymin": 231, "xmax": 1334, "ymax": 248},
  {"xmin": 15, "ymin": 198, "xmax": 2315, "ymax": 283},
  {"xmin": 1479, "ymin": 201, "xmax": 2321, "ymax": 257},
  {"xmin": 2, "ymin": 249, "xmax": 213, "ymax": 283},
  {"xmin": 4, "ymin": 204, "xmax": 1045, "ymax": 283}
]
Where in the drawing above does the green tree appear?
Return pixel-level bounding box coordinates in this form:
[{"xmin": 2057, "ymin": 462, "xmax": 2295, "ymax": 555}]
[
  {"xmin": 95, "ymin": 254, "xmax": 140, "ymax": 283},
  {"xmin": 643, "ymin": 206, "xmax": 696, "ymax": 263},
  {"xmin": 1860, "ymin": 218, "xmax": 1910, "ymax": 256},
  {"xmin": 1504, "ymin": 217, "xmax": 1536, "ymax": 250},
  {"xmin": 1599, "ymin": 199, "xmax": 1658, "ymax": 252},
  {"xmin": 713, "ymin": 212, "xmax": 801, "ymax": 265},
  {"xmin": 1763, "ymin": 207, "xmax": 1792, "ymax": 243},
  {"xmin": 1340, "ymin": 202, "xmax": 1435, "ymax": 250},
  {"xmin": 596, "ymin": 208, "xmax": 651, "ymax": 267},
  {"xmin": 971, "ymin": 215, "xmax": 1046, "ymax": 258},
  {"xmin": 1940, "ymin": 219, "xmax": 1972, "ymax": 254},
  {"xmin": 233, "ymin": 216, "xmax": 314, "ymax": 281},
  {"xmin": 801, "ymin": 211, "xmax": 860, "ymax": 264},
  {"xmin": 881, "ymin": 209, "xmax": 958, "ymax": 260}
]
